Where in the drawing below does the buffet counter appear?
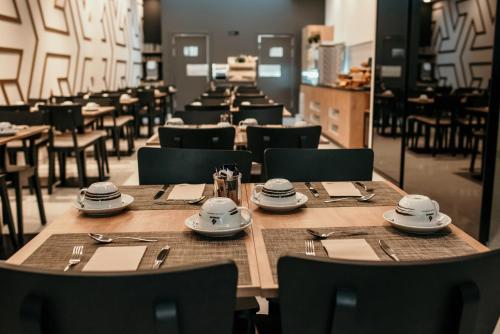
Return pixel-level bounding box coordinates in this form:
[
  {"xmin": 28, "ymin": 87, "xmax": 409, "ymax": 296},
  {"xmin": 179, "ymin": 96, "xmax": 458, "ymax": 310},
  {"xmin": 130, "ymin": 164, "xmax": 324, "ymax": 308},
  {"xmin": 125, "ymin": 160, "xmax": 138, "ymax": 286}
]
[{"xmin": 301, "ymin": 84, "xmax": 370, "ymax": 148}]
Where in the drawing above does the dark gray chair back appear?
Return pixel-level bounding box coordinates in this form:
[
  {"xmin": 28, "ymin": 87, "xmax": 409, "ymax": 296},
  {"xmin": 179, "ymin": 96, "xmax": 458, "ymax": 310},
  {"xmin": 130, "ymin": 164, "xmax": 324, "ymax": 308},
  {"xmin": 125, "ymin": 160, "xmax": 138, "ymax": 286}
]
[
  {"xmin": 174, "ymin": 110, "xmax": 228, "ymax": 124},
  {"xmin": 264, "ymin": 148, "xmax": 374, "ymax": 181},
  {"xmin": 138, "ymin": 147, "xmax": 252, "ymax": 184},
  {"xmin": 184, "ymin": 104, "xmax": 230, "ymax": 112},
  {"xmin": 278, "ymin": 251, "xmax": 500, "ymax": 334},
  {"xmin": 232, "ymin": 105, "xmax": 283, "ymax": 125},
  {"xmin": 158, "ymin": 126, "xmax": 235, "ymax": 150},
  {"xmin": 247, "ymin": 126, "xmax": 321, "ymax": 163},
  {"xmin": 0, "ymin": 261, "xmax": 237, "ymax": 334}
]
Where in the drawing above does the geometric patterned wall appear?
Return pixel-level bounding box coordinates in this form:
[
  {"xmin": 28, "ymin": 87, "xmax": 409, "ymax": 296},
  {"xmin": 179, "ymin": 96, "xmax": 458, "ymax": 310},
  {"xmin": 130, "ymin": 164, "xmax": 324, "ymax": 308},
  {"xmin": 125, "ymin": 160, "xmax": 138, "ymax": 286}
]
[
  {"xmin": 0, "ymin": 0, "xmax": 143, "ymax": 104},
  {"xmin": 432, "ymin": 0, "xmax": 495, "ymax": 89}
]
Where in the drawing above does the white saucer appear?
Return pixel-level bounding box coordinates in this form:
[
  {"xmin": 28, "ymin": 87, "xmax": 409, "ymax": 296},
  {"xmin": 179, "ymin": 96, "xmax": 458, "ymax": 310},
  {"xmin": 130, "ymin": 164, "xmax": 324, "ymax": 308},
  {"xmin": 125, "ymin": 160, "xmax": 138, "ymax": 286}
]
[
  {"xmin": 73, "ymin": 194, "xmax": 134, "ymax": 216},
  {"xmin": 184, "ymin": 213, "xmax": 252, "ymax": 238},
  {"xmin": 251, "ymin": 192, "xmax": 308, "ymax": 212},
  {"xmin": 383, "ymin": 209, "xmax": 452, "ymax": 234}
]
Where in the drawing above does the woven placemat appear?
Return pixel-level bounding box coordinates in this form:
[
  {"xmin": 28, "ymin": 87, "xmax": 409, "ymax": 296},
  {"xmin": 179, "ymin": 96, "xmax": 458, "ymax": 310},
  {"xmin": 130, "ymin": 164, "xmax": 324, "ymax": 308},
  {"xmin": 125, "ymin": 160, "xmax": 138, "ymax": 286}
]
[
  {"xmin": 292, "ymin": 181, "xmax": 402, "ymax": 208},
  {"xmin": 22, "ymin": 232, "xmax": 251, "ymax": 286},
  {"xmin": 262, "ymin": 226, "xmax": 477, "ymax": 283},
  {"xmin": 119, "ymin": 185, "xmax": 214, "ymax": 210}
]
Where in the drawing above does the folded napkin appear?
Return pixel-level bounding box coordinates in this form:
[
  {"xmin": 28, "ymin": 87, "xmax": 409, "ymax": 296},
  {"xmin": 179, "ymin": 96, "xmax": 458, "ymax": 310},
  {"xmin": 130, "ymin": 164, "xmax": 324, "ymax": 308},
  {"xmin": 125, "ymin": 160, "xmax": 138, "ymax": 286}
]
[
  {"xmin": 321, "ymin": 182, "xmax": 362, "ymax": 197},
  {"xmin": 321, "ymin": 239, "xmax": 379, "ymax": 261},
  {"xmin": 82, "ymin": 246, "xmax": 147, "ymax": 272},
  {"xmin": 167, "ymin": 184, "xmax": 205, "ymax": 200}
]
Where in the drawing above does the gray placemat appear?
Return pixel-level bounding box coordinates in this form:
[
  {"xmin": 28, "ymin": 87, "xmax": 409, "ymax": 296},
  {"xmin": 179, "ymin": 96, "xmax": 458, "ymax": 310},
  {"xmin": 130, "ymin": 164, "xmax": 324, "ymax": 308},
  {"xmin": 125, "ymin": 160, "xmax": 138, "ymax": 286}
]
[
  {"xmin": 293, "ymin": 181, "xmax": 402, "ymax": 208},
  {"xmin": 119, "ymin": 185, "xmax": 213, "ymax": 210},
  {"xmin": 262, "ymin": 226, "xmax": 477, "ymax": 283},
  {"xmin": 22, "ymin": 232, "xmax": 251, "ymax": 286}
]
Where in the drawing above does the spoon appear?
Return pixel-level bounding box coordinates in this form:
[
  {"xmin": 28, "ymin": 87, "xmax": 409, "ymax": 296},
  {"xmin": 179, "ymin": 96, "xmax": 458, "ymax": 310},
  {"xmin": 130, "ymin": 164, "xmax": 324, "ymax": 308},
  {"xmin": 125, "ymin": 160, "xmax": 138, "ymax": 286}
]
[
  {"xmin": 324, "ymin": 193, "xmax": 376, "ymax": 204},
  {"xmin": 88, "ymin": 233, "xmax": 157, "ymax": 244},
  {"xmin": 306, "ymin": 229, "xmax": 368, "ymax": 239},
  {"xmin": 153, "ymin": 196, "xmax": 206, "ymax": 205}
]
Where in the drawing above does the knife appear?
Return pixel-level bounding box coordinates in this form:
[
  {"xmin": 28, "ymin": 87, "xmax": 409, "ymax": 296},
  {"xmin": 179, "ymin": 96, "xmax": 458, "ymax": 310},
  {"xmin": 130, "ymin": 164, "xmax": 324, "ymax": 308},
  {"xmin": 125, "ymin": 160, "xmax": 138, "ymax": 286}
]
[
  {"xmin": 378, "ymin": 240, "xmax": 400, "ymax": 261},
  {"xmin": 153, "ymin": 185, "xmax": 168, "ymax": 200},
  {"xmin": 305, "ymin": 182, "xmax": 320, "ymax": 198},
  {"xmin": 152, "ymin": 246, "xmax": 171, "ymax": 269}
]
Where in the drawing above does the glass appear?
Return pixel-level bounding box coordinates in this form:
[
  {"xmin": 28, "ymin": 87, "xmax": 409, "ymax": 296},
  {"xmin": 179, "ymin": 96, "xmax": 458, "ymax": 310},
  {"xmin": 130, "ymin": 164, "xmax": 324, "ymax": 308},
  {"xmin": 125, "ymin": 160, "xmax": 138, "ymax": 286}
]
[{"xmin": 213, "ymin": 173, "xmax": 242, "ymax": 205}]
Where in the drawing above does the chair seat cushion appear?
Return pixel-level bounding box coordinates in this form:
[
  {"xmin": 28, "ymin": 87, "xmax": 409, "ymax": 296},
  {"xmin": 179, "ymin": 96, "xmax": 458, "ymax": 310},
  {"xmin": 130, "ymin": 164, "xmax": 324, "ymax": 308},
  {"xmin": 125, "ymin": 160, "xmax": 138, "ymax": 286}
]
[
  {"xmin": 412, "ymin": 116, "xmax": 451, "ymax": 126},
  {"xmin": 103, "ymin": 115, "xmax": 134, "ymax": 128},
  {"xmin": 53, "ymin": 131, "xmax": 106, "ymax": 148},
  {"xmin": 7, "ymin": 134, "xmax": 49, "ymax": 149}
]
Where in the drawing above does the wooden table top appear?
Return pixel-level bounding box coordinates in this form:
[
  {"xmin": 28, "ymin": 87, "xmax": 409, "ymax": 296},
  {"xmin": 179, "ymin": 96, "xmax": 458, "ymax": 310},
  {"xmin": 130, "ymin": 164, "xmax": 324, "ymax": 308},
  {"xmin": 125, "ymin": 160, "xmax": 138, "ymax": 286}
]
[
  {"xmin": 466, "ymin": 106, "xmax": 489, "ymax": 114},
  {"xmin": 119, "ymin": 97, "xmax": 139, "ymax": 105},
  {"xmin": 81, "ymin": 106, "xmax": 115, "ymax": 117},
  {"xmin": 7, "ymin": 182, "xmax": 487, "ymax": 298},
  {"xmin": 0, "ymin": 125, "xmax": 49, "ymax": 146},
  {"xmin": 407, "ymin": 97, "xmax": 435, "ymax": 105}
]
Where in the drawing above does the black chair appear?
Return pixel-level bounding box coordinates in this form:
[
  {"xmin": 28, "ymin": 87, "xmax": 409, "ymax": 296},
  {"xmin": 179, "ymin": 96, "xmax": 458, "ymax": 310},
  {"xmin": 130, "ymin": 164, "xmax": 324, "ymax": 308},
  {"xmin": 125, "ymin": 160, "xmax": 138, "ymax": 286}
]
[
  {"xmin": 158, "ymin": 126, "xmax": 235, "ymax": 150},
  {"xmin": 234, "ymin": 94, "xmax": 268, "ymax": 107},
  {"xmin": 173, "ymin": 110, "xmax": 229, "ymax": 125},
  {"xmin": 138, "ymin": 147, "xmax": 252, "ymax": 184},
  {"xmin": 232, "ymin": 105, "xmax": 283, "ymax": 126},
  {"xmin": 0, "ymin": 109, "xmax": 47, "ymax": 244},
  {"xmin": 137, "ymin": 89, "xmax": 164, "ymax": 137},
  {"xmin": 184, "ymin": 104, "xmax": 230, "ymax": 112},
  {"xmin": 264, "ymin": 148, "xmax": 374, "ymax": 181},
  {"xmin": 40, "ymin": 105, "xmax": 107, "ymax": 194},
  {"xmin": 0, "ymin": 174, "xmax": 17, "ymax": 249},
  {"xmin": 200, "ymin": 97, "xmax": 230, "ymax": 106},
  {"xmin": 236, "ymin": 86, "xmax": 261, "ymax": 95},
  {"xmin": 278, "ymin": 251, "xmax": 500, "ymax": 334},
  {"xmin": 0, "ymin": 261, "xmax": 237, "ymax": 334},
  {"xmin": 246, "ymin": 126, "xmax": 321, "ymax": 163}
]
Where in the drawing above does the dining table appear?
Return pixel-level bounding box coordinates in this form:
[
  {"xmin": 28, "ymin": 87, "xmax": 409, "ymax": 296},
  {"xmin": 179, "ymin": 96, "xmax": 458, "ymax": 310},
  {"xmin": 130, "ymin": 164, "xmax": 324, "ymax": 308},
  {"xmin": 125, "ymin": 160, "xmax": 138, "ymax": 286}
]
[{"xmin": 7, "ymin": 181, "xmax": 488, "ymax": 298}]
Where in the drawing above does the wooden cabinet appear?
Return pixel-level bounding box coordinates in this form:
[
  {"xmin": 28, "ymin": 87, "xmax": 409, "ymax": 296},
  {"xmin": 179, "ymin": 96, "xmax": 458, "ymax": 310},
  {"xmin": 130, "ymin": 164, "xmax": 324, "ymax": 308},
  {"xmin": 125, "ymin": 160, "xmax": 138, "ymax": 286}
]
[{"xmin": 301, "ymin": 84, "xmax": 370, "ymax": 148}]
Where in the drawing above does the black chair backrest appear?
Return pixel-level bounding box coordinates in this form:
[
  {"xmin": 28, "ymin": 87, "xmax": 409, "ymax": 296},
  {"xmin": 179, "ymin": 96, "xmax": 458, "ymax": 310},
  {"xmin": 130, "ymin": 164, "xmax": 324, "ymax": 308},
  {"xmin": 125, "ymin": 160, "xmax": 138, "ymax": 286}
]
[
  {"xmin": 234, "ymin": 94, "xmax": 268, "ymax": 107},
  {"xmin": 232, "ymin": 105, "xmax": 283, "ymax": 125},
  {"xmin": 264, "ymin": 148, "xmax": 374, "ymax": 181},
  {"xmin": 0, "ymin": 105, "xmax": 30, "ymax": 112},
  {"xmin": 236, "ymin": 86, "xmax": 260, "ymax": 94},
  {"xmin": 137, "ymin": 89, "xmax": 155, "ymax": 109},
  {"xmin": 27, "ymin": 98, "xmax": 48, "ymax": 107},
  {"xmin": 200, "ymin": 97, "xmax": 229, "ymax": 106},
  {"xmin": 246, "ymin": 126, "xmax": 321, "ymax": 163},
  {"xmin": 0, "ymin": 105, "xmax": 48, "ymax": 126},
  {"xmin": 39, "ymin": 104, "xmax": 84, "ymax": 132},
  {"xmin": 184, "ymin": 104, "xmax": 230, "ymax": 112},
  {"xmin": 174, "ymin": 110, "xmax": 228, "ymax": 125},
  {"xmin": 50, "ymin": 96, "xmax": 76, "ymax": 104},
  {"xmin": 158, "ymin": 126, "xmax": 235, "ymax": 150},
  {"xmin": 278, "ymin": 251, "xmax": 500, "ymax": 334},
  {"xmin": 0, "ymin": 261, "xmax": 237, "ymax": 334},
  {"xmin": 138, "ymin": 147, "xmax": 252, "ymax": 184}
]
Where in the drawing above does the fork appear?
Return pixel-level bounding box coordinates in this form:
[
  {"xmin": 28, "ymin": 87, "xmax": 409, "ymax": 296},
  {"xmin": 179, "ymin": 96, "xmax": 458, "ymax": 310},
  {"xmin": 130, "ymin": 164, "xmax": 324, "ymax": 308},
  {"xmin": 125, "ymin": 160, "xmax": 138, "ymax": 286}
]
[
  {"xmin": 305, "ymin": 240, "xmax": 315, "ymax": 256},
  {"xmin": 64, "ymin": 245, "xmax": 83, "ymax": 272}
]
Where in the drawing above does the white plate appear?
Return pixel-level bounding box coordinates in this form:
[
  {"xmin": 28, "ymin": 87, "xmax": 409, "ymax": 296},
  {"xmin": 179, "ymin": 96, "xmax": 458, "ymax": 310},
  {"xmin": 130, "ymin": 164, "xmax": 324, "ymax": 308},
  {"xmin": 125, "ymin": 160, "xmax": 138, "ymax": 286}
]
[
  {"xmin": 251, "ymin": 192, "xmax": 308, "ymax": 212},
  {"xmin": 383, "ymin": 209, "xmax": 452, "ymax": 234},
  {"xmin": 184, "ymin": 213, "xmax": 252, "ymax": 238},
  {"xmin": 73, "ymin": 194, "xmax": 134, "ymax": 216}
]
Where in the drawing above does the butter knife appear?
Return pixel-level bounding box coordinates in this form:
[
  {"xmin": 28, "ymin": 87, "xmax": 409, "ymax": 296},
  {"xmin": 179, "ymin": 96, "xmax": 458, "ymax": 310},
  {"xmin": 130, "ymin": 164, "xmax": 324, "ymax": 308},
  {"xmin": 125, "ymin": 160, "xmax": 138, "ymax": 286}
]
[
  {"xmin": 378, "ymin": 240, "xmax": 400, "ymax": 261},
  {"xmin": 152, "ymin": 246, "xmax": 171, "ymax": 269},
  {"xmin": 153, "ymin": 185, "xmax": 168, "ymax": 200},
  {"xmin": 305, "ymin": 182, "xmax": 320, "ymax": 198}
]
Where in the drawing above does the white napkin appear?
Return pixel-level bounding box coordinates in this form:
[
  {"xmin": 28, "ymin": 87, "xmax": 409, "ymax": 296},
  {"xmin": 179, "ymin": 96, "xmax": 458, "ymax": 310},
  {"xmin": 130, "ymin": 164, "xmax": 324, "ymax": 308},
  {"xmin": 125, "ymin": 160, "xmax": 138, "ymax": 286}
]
[
  {"xmin": 321, "ymin": 239, "xmax": 380, "ymax": 261},
  {"xmin": 82, "ymin": 246, "xmax": 147, "ymax": 272},
  {"xmin": 321, "ymin": 182, "xmax": 362, "ymax": 197},
  {"xmin": 167, "ymin": 184, "xmax": 205, "ymax": 200}
]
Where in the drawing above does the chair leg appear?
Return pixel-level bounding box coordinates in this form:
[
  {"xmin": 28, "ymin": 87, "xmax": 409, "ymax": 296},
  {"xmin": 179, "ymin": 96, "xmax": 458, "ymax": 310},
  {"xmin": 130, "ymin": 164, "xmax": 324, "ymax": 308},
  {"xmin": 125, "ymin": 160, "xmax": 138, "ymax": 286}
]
[
  {"xmin": 47, "ymin": 149, "xmax": 55, "ymax": 195},
  {"xmin": 12, "ymin": 174, "xmax": 24, "ymax": 245},
  {"xmin": 0, "ymin": 176, "xmax": 17, "ymax": 249},
  {"xmin": 114, "ymin": 128, "xmax": 121, "ymax": 160},
  {"xmin": 32, "ymin": 173, "xmax": 47, "ymax": 226},
  {"xmin": 470, "ymin": 136, "xmax": 479, "ymax": 172},
  {"xmin": 101, "ymin": 139, "xmax": 110, "ymax": 174},
  {"xmin": 75, "ymin": 149, "xmax": 86, "ymax": 189},
  {"xmin": 95, "ymin": 142, "xmax": 104, "ymax": 181}
]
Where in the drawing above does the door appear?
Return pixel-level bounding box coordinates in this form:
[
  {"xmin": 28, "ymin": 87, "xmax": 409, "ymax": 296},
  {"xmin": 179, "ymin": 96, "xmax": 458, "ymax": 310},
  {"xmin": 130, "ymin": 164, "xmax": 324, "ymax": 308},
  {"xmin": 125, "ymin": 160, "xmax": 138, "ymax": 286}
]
[
  {"xmin": 172, "ymin": 34, "xmax": 210, "ymax": 108},
  {"xmin": 257, "ymin": 34, "xmax": 294, "ymax": 112}
]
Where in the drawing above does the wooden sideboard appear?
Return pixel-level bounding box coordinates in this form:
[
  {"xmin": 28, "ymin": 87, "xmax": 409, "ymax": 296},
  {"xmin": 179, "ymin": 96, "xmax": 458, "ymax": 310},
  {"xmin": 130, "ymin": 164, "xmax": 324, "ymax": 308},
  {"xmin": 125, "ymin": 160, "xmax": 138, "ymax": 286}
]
[{"xmin": 301, "ymin": 84, "xmax": 370, "ymax": 148}]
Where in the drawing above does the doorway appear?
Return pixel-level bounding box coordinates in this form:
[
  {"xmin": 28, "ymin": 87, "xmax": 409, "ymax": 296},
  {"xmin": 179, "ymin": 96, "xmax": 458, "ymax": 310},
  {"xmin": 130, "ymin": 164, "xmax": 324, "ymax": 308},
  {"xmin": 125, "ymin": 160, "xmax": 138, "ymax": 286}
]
[
  {"xmin": 257, "ymin": 34, "xmax": 295, "ymax": 112},
  {"xmin": 171, "ymin": 34, "xmax": 210, "ymax": 108}
]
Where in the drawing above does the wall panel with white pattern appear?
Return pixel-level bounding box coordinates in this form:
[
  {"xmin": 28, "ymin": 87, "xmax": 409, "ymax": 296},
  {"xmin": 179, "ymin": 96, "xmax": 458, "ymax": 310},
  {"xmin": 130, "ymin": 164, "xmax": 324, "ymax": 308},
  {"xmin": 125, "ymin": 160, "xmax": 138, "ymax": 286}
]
[
  {"xmin": 0, "ymin": 0, "xmax": 143, "ymax": 103},
  {"xmin": 432, "ymin": 0, "xmax": 495, "ymax": 89}
]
